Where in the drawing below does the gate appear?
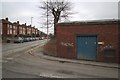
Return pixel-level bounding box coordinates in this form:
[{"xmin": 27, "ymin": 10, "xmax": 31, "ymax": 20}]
[{"xmin": 77, "ymin": 35, "xmax": 97, "ymax": 60}]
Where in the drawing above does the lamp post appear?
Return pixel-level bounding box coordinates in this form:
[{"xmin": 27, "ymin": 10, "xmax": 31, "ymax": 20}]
[
  {"xmin": 31, "ymin": 17, "xmax": 33, "ymax": 27},
  {"xmin": 31, "ymin": 17, "xmax": 33, "ymax": 38}
]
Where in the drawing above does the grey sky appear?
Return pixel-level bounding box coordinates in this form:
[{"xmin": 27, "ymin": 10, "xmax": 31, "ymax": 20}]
[
  {"xmin": 1, "ymin": 0, "xmax": 119, "ymax": 34},
  {"xmin": 71, "ymin": 2, "xmax": 118, "ymax": 21}
]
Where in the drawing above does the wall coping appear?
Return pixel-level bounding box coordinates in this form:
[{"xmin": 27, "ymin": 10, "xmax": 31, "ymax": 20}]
[{"xmin": 57, "ymin": 19, "xmax": 119, "ymax": 26}]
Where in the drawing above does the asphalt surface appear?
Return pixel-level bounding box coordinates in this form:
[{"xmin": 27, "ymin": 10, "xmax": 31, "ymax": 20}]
[
  {"xmin": 1, "ymin": 40, "xmax": 119, "ymax": 78},
  {"xmin": 1, "ymin": 40, "xmax": 47, "ymax": 78},
  {"xmin": 2, "ymin": 40, "xmax": 47, "ymax": 56}
]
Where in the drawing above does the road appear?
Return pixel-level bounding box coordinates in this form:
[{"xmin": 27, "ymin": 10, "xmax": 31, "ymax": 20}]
[
  {"xmin": 2, "ymin": 40, "xmax": 47, "ymax": 56},
  {"xmin": 1, "ymin": 40, "xmax": 119, "ymax": 78},
  {"xmin": 1, "ymin": 40, "xmax": 47, "ymax": 78}
]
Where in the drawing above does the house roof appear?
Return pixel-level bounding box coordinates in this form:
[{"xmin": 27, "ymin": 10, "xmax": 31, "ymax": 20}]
[
  {"xmin": 57, "ymin": 19, "xmax": 119, "ymax": 25},
  {"xmin": 1, "ymin": 19, "xmax": 12, "ymax": 24}
]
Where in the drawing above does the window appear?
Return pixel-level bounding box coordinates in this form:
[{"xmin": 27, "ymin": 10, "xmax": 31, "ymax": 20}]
[
  {"xmin": 10, "ymin": 29, "xmax": 12, "ymax": 34},
  {"xmin": 13, "ymin": 26, "xmax": 15, "ymax": 29},
  {"xmin": 19, "ymin": 27, "xmax": 22, "ymax": 34},
  {"xmin": 7, "ymin": 24, "xmax": 10, "ymax": 35},
  {"xmin": 9, "ymin": 25, "xmax": 13, "ymax": 34},
  {"xmin": 23, "ymin": 28, "xmax": 25, "ymax": 35},
  {"xmin": 10, "ymin": 25, "xmax": 12, "ymax": 29},
  {"xmin": 15, "ymin": 27, "xmax": 17, "ymax": 35}
]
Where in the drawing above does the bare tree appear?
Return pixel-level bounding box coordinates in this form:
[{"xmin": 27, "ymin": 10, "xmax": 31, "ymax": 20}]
[{"xmin": 40, "ymin": 0, "xmax": 72, "ymax": 36}]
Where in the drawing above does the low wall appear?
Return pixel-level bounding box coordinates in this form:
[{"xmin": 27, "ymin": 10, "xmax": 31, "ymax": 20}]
[{"xmin": 43, "ymin": 39, "xmax": 57, "ymax": 57}]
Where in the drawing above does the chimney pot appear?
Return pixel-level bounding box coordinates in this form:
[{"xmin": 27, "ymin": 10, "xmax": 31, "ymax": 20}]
[
  {"xmin": 17, "ymin": 21, "xmax": 19, "ymax": 24},
  {"xmin": 6, "ymin": 18, "xmax": 8, "ymax": 21}
]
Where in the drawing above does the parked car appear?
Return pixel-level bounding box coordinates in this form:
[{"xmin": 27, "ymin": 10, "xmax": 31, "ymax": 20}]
[
  {"xmin": 23, "ymin": 38, "xmax": 30, "ymax": 42},
  {"xmin": 13, "ymin": 37, "xmax": 24, "ymax": 43},
  {"xmin": 32, "ymin": 37, "xmax": 36, "ymax": 41},
  {"xmin": 6, "ymin": 38, "xmax": 11, "ymax": 43},
  {"xmin": 41, "ymin": 37, "xmax": 45, "ymax": 40},
  {"xmin": 29, "ymin": 37, "xmax": 33, "ymax": 41},
  {"xmin": 36, "ymin": 37, "xmax": 39, "ymax": 40},
  {"xmin": 39, "ymin": 37, "xmax": 42, "ymax": 40},
  {"xmin": 34, "ymin": 37, "xmax": 38, "ymax": 40}
]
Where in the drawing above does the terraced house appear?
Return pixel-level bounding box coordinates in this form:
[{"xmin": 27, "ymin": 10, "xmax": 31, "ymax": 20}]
[
  {"xmin": 1, "ymin": 18, "xmax": 43, "ymax": 42},
  {"xmin": 26, "ymin": 25, "xmax": 32, "ymax": 37},
  {"xmin": 1, "ymin": 18, "xmax": 13, "ymax": 38}
]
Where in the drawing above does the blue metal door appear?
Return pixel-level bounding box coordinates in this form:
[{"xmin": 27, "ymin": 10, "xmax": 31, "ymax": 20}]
[{"xmin": 77, "ymin": 36, "xmax": 97, "ymax": 60}]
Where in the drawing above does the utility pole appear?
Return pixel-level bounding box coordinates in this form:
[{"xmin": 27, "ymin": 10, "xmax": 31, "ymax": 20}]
[{"xmin": 47, "ymin": 1, "xmax": 49, "ymax": 41}]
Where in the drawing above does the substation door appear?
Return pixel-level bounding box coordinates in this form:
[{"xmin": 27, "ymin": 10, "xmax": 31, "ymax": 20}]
[{"xmin": 77, "ymin": 36, "xmax": 97, "ymax": 60}]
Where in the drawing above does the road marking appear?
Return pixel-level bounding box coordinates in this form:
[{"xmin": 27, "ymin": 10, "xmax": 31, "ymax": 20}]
[
  {"xmin": 2, "ymin": 60, "xmax": 8, "ymax": 63},
  {"xmin": 6, "ymin": 57, "xmax": 14, "ymax": 60},
  {"xmin": 2, "ymin": 57, "xmax": 14, "ymax": 63},
  {"xmin": 39, "ymin": 72, "xmax": 64, "ymax": 78}
]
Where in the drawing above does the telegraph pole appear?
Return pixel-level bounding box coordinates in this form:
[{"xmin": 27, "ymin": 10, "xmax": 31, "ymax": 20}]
[{"xmin": 47, "ymin": 1, "xmax": 49, "ymax": 41}]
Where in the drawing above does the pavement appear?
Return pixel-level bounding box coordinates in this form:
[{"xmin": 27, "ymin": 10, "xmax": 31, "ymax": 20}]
[{"xmin": 34, "ymin": 46, "xmax": 119, "ymax": 69}]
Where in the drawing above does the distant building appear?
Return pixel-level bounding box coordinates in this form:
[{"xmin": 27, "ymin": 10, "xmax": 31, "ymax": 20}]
[
  {"xmin": 13, "ymin": 22, "xmax": 19, "ymax": 37},
  {"xmin": 1, "ymin": 18, "xmax": 43, "ymax": 42},
  {"xmin": 1, "ymin": 18, "xmax": 13, "ymax": 38},
  {"xmin": 21, "ymin": 24, "xmax": 26, "ymax": 36},
  {"xmin": 26, "ymin": 25, "xmax": 32, "ymax": 37}
]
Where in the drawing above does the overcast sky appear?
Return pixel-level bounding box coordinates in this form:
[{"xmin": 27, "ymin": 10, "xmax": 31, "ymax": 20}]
[{"xmin": 0, "ymin": 0, "xmax": 119, "ymax": 34}]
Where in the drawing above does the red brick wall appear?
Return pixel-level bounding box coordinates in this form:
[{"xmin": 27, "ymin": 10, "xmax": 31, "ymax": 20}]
[
  {"xmin": 1, "ymin": 18, "xmax": 42, "ymax": 39},
  {"xmin": 56, "ymin": 22, "xmax": 119, "ymax": 63},
  {"xmin": 118, "ymin": 3, "xmax": 120, "ymax": 63},
  {"xmin": 2, "ymin": 23, "xmax": 7, "ymax": 37},
  {"xmin": 43, "ymin": 42, "xmax": 57, "ymax": 57}
]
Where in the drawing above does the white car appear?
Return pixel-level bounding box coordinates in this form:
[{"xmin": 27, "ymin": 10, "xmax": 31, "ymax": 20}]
[
  {"xmin": 13, "ymin": 37, "xmax": 24, "ymax": 43},
  {"xmin": 23, "ymin": 38, "xmax": 30, "ymax": 42}
]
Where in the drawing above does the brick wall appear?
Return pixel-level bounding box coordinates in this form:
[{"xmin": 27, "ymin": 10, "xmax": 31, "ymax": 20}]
[
  {"xmin": 1, "ymin": 18, "xmax": 43, "ymax": 42},
  {"xmin": 56, "ymin": 20, "xmax": 119, "ymax": 63}
]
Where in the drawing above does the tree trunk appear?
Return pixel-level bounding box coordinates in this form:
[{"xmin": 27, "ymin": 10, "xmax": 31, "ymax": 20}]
[
  {"xmin": 54, "ymin": 12, "xmax": 60, "ymax": 36},
  {"xmin": 54, "ymin": 19, "xmax": 57, "ymax": 36}
]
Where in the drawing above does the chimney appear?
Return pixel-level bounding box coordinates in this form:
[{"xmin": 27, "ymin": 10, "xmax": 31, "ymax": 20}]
[
  {"xmin": 25, "ymin": 23, "xmax": 26, "ymax": 26},
  {"xmin": 17, "ymin": 21, "xmax": 19, "ymax": 24},
  {"xmin": 6, "ymin": 17, "xmax": 8, "ymax": 21}
]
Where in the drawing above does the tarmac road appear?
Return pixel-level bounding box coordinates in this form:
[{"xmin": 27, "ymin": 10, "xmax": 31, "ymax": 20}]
[
  {"xmin": 2, "ymin": 40, "xmax": 47, "ymax": 56},
  {"xmin": 1, "ymin": 40, "xmax": 47, "ymax": 78},
  {"xmin": 2, "ymin": 41, "xmax": 119, "ymax": 78}
]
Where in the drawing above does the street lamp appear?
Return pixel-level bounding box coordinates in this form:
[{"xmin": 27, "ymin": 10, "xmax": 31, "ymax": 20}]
[
  {"xmin": 31, "ymin": 17, "xmax": 33, "ymax": 38},
  {"xmin": 31, "ymin": 17, "xmax": 33, "ymax": 27}
]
